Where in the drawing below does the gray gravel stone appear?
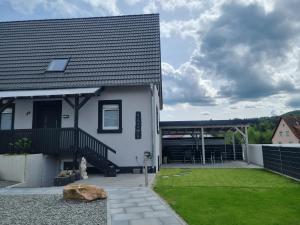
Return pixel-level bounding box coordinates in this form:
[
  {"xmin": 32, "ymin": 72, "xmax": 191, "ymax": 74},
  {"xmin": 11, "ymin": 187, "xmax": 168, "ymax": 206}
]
[{"xmin": 0, "ymin": 194, "xmax": 106, "ymax": 225}]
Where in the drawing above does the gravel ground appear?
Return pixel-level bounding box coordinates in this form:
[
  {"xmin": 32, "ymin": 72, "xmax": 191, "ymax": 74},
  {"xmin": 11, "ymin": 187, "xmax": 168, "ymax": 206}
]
[
  {"xmin": 0, "ymin": 181, "xmax": 18, "ymax": 188},
  {"xmin": 0, "ymin": 194, "xmax": 106, "ymax": 225}
]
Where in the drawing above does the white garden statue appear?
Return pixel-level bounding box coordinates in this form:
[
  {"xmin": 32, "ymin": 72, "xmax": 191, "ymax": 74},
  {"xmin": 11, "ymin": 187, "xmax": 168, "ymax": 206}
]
[{"xmin": 79, "ymin": 157, "xmax": 88, "ymax": 179}]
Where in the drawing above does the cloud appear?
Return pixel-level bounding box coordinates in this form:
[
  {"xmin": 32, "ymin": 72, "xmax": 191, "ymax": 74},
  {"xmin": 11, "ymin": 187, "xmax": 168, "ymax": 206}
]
[
  {"xmin": 276, "ymin": 0, "xmax": 300, "ymax": 20},
  {"xmin": 160, "ymin": 19, "xmax": 199, "ymax": 40},
  {"xmin": 190, "ymin": 1, "xmax": 300, "ymax": 103},
  {"xmin": 201, "ymin": 111, "xmax": 211, "ymax": 116},
  {"xmin": 143, "ymin": 0, "xmax": 158, "ymax": 14},
  {"xmin": 244, "ymin": 105, "xmax": 257, "ymax": 109},
  {"xmin": 5, "ymin": 0, "xmax": 120, "ymax": 16},
  {"xmin": 143, "ymin": 0, "xmax": 206, "ymax": 14},
  {"xmin": 286, "ymin": 96, "xmax": 300, "ymax": 108},
  {"xmin": 83, "ymin": 0, "xmax": 120, "ymax": 15},
  {"xmin": 6, "ymin": 0, "xmax": 46, "ymax": 14},
  {"xmin": 125, "ymin": 0, "xmax": 141, "ymax": 6},
  {"xmin": 159, "ymin": 0, "xmax": 225, "ymax": 40},
  {"xmin": 158, "ymin": 0, "xmax": 205, "ymax": 11},
  {"xmin": 50, "ymin": 0, "xmax": 88, "ymax": 17},
  {"xmin": 270, "ymin": 109, "xmax": 280, "ymax": 116},
  {"xmin": 162, "ymin": 62, "xmax": 217, "ymax": 106}
]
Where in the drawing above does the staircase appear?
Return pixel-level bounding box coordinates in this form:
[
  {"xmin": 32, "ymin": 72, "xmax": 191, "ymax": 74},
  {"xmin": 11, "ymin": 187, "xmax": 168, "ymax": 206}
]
[
  {"xmin": 0, "ymin": 127, "xmax": 119, "ymax": 176},
  {"xmin": 78, "ymin": 128, "xmax": 119, "ymax": 176}
]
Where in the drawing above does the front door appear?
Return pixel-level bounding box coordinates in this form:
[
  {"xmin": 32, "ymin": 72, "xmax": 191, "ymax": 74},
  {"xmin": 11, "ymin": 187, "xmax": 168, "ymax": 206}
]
[
  {"xmin": 33, "ymin": 101, "xmax": 62, "ymax": 128},
  {"xmin": 32, "ymin": 101, "xmax": 62, "ymax": 153}
]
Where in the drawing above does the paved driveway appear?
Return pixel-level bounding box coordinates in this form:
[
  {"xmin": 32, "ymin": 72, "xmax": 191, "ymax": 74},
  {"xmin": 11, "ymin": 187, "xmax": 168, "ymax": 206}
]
[
  {"xmin": 107, "ymin": 187, "xmax": 185, "ymax": 225},
  {"xmin": 75, "ymin": 174, "xmax": 187, "ymax": 225}
]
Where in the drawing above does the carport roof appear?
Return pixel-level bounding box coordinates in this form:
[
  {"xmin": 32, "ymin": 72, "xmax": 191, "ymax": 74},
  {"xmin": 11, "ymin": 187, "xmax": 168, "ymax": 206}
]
[{"xmin": 160, "ymin": 119, "xmax": 254, "ymax": 129}]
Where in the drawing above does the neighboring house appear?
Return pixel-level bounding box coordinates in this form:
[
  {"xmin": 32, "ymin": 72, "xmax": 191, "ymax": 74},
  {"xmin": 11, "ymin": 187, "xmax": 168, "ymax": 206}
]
[
  {"xmin": 272, "ymin": 116, "xmax": 300, "ymax": 144},
  {"xmin": 0, "ymin": 14, "xmax": 162, "ymax": 175}
]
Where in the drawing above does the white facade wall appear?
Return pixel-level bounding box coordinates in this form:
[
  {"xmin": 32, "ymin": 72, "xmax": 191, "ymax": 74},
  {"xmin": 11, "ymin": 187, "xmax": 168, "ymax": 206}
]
[
  {"xmin": 14, "ymin": 99, "xmax": 33, "ymax": 129},
  {"xmin": 12, "ymin": 86, "xmax": 160, "ymax": 169}
]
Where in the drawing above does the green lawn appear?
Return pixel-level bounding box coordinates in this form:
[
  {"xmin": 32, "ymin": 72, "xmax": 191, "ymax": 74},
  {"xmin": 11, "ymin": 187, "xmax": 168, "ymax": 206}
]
[{"xmin": 154, "ymin": 168, "xmax": 300, "ymax": 225}]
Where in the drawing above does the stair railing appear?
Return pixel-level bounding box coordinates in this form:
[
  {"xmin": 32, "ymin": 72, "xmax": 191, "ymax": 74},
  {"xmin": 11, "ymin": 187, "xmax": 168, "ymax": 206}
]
[{"xmin": 78, "ymin": 128, "xmax": 116, "ymax": 159}]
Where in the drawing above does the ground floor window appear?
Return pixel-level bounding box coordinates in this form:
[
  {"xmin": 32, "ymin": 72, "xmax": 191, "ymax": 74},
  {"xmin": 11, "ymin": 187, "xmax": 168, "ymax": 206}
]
[
  {"xmin": 98, "ymin": 100, "xmax": 122, "ymax": 133},
  {"xmin": 0, "ymin": 105, "xmax": 14, "ymax": 130}
]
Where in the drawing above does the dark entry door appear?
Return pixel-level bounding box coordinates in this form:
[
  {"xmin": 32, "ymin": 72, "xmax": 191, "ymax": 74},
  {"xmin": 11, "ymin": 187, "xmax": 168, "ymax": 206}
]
[
  {"xmin": 33, "ymin": 101, "xmax": 62, "ymax": 128},
  {"xmin": 32, "ymin": 101, "xmax": 62, "ymax": 153}
]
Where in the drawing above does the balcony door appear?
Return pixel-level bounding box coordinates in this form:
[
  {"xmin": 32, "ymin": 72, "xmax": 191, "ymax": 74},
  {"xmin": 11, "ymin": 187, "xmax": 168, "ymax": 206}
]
[{"xmin": 33, "ymin": 101, "xmax": 62, "ymax": 128}]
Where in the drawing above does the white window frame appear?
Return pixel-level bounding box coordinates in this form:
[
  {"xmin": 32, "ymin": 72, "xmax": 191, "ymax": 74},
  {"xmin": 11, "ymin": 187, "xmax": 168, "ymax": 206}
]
[
  {"xmin": 98, "ymin": 100, "xmax": 122, "ymax": 133},
  {"xmin": 0, "ymin": 105, "xmax": 14, "ymax": 130},
  {"xmin": 102, "ymin": 104, "xmax": 120, "ymax": 130}
]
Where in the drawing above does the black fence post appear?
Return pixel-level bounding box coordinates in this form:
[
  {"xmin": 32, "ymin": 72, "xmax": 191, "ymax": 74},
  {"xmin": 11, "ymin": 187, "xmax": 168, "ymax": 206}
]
[{"xmin": 279, "ymin": 146, "xmax": 283, "ymax": 174}]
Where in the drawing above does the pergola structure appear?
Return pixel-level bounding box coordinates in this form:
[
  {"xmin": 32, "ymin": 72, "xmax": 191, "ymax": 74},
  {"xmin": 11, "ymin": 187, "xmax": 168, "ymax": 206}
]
[{"xmin": 160, "ymin": 119, "xmax": 252, "ymax": 164}]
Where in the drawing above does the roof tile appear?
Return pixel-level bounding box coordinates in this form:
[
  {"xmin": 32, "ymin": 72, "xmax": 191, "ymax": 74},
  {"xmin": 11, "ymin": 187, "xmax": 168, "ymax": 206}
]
[{"xmin": 0, "ymin": 14, "xmax": 161, "ymax": 91}]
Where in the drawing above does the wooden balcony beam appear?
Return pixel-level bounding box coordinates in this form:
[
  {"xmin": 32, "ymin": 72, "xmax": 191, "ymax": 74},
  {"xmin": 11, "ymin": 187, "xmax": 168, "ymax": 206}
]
[{"xmin": 63, "ymin": 96, "xmax": 74, "ymax": 109}]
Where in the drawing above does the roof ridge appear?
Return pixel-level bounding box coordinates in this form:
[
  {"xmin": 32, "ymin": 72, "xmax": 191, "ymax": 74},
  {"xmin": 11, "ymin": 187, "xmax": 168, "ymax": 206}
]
[{"xmin": 0, "ymin": 13, "xmax": 159, "ymax": 24}]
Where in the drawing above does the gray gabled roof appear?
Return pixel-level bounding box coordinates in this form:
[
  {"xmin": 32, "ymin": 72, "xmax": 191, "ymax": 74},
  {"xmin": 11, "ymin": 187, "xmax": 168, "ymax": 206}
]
[{"xmin": 0, "ymin": 14, "xmax": 161, "ymax": 92}]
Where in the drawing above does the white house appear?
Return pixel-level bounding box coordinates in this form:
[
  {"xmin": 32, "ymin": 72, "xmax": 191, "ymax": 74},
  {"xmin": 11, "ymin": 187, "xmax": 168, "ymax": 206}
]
[
  {"xmin": 272, "ymin": 116, "xmax": 300, "ymax": 144},
  {"xmin": 0, "ymin": 14, "xmax": 162, "ymax": 175}
]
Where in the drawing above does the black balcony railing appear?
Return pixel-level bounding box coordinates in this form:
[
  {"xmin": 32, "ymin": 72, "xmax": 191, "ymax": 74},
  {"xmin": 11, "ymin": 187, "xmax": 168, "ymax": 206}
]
[{"xmin": 0, "ymin": 128, "xmax": 116, "ymax": 159}]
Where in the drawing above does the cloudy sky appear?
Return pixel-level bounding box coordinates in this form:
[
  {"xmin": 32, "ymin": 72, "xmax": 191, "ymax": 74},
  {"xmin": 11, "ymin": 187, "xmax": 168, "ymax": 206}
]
[{"xmin": 1, "ymin": 0, "xmax": 299, "ymax": 121}]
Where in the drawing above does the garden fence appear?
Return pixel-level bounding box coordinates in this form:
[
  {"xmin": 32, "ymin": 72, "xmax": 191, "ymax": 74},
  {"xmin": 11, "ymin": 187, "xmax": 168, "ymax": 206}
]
[{"xmin": 262, "ymin": 146, "xmax": 300, "ymax": 180}]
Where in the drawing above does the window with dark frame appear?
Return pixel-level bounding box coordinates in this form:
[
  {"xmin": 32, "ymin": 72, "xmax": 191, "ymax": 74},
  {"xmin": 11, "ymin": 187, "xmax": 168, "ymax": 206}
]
[
  {"xmin": 47, "ymin": 58, "xmax": 69, "ymax": 72},
  {"xmin": 98, "ymin": 100, "xmax": 122, "ymax": 133},
  {"xmin": 0, "ymin": 105, "xmax": 14, "ymax": 130}
]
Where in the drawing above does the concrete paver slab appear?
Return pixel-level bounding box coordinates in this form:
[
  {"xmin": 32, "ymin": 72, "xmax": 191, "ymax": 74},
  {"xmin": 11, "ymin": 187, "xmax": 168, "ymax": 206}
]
[{"xmin": 130, "ymin": 218, "xmax": 163, "ymax": 225}]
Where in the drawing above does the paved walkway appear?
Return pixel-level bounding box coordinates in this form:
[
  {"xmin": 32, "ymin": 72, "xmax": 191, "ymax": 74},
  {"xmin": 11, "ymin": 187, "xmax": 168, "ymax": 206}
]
[
  {"xmin": 107, "ymin": 187, "xmax": 186, "ymax": 225},
  {"xmin": 73, "ymin": 174, "xmax": 156, "ymax": 187},
  {"xmin": 74, "ymin": 174, "xmax": 186, "ymax": 225},
  {"xmin": 0, "ymin": 174, "xmax": 187, "ymax": 225}
]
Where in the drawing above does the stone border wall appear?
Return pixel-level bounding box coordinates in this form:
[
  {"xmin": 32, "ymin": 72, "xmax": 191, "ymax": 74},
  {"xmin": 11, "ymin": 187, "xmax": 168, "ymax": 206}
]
[{"xmin": 0, "ymin": 154, "xmax": 60, "ymax": 187}]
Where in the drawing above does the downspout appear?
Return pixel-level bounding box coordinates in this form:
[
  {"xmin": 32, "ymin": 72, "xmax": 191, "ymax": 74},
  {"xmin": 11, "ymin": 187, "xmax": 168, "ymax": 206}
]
[{"xmin": 150, "ymin": 84, "xmax": 156, "ymax": 170}]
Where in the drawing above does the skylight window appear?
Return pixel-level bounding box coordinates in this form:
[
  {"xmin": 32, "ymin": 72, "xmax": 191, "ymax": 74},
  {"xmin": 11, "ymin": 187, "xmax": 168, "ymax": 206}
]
[{"xmin": 47, "ymin": 59, "xmax": 69, "ymax": 72}]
